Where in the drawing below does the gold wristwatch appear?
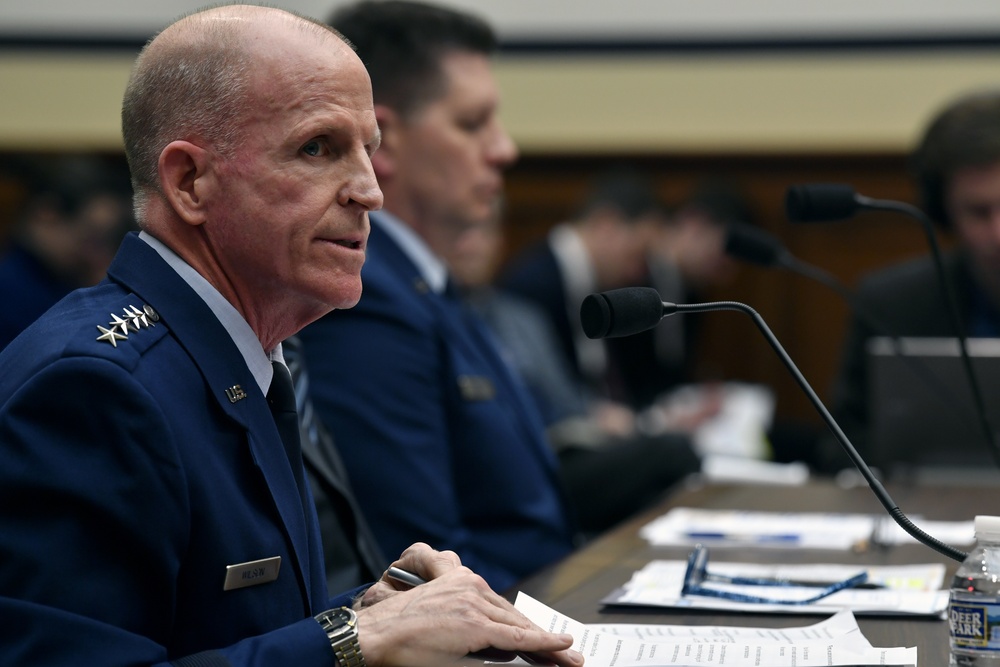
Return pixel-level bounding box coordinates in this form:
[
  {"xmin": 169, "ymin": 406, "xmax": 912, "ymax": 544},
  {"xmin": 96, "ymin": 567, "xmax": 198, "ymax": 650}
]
[{"xmin": 315, "ymin": 607, "xmax": 366, "ymax": 667}]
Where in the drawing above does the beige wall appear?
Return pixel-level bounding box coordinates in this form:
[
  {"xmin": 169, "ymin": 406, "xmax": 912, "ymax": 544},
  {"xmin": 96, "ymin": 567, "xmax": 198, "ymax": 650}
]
[{"xmin": 1, "ymin": 48, "xmax": 999, "ymax": 153}]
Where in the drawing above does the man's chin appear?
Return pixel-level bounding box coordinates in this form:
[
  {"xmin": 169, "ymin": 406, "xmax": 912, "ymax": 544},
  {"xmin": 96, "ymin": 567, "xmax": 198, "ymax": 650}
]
[
  {"xmin": 333, "ymin": 284, "xmax": 365, "ymax": 311},
  {"xmin": 311, "ymin": 278, "xmax": 364, "ymax": 314}
]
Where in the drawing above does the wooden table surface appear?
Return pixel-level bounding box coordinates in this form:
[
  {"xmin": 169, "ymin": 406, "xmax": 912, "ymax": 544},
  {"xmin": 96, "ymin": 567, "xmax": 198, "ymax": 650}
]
[{"xmin": 514, "ymin": 478, "xmax": 1000, "ymax": 666}]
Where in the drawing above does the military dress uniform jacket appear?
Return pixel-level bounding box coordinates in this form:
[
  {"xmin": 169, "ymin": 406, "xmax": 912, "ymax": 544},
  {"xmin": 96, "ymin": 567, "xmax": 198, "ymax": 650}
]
[
  {"xmin": 298, "ymin": 213, "xmax": 576, "ymax": 593},
  {"xmin": 0, "ymin": 233, "xmax": 355, "ymax": 666}
]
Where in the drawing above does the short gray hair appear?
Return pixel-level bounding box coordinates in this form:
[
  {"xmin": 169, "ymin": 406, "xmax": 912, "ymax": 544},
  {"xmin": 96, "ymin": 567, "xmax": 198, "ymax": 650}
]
[
  {"xmin": 121, "ymin": 6, "xmax": 353, "ymax": 223},
  {"xmin": 121, "ymin": 20, "xmax": 252, "ymax": 221}
]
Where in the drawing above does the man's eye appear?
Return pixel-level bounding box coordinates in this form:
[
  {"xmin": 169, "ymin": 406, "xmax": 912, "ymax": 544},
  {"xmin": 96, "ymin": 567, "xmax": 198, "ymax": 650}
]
[
  {"xmin": 460, "ymin": 118, "xmax": 486, "ymax": 133},
  {"xmin": 302, "ymin": 140, "xmax": 326, "ymax": 157}
]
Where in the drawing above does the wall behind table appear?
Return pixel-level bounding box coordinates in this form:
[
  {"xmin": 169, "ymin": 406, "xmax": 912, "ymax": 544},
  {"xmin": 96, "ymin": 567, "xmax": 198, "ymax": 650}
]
[{"xmin": 0, "ymin": 44, "xmax": 994, "ymax": 429}]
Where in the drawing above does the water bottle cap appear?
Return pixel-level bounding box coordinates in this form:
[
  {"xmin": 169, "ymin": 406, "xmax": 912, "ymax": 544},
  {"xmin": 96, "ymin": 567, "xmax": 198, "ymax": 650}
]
[{"xmin": 974, "ymin": 515, "xmax": 1000, "ymax": 541}]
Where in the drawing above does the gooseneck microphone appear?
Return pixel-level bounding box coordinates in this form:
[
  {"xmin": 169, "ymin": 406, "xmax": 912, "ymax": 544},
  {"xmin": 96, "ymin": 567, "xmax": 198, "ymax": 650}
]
[
  {"xmin": 580, "ymin": 286, "xmax": 967, "ymax": 562},
  {"xmin": 724, "ymin": 224, "xmax": 861, "ymax": 308},
  {"xmin": 785, "ymin": 183, "xmax": 876, "ymax": 224},
  {"xmin": 784, "ymin": 183, "xmax": 1000, "ymax": 470}
]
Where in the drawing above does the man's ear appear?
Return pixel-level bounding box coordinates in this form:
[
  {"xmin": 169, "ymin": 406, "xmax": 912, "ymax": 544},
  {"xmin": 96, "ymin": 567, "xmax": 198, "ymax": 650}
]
[
  {"xmin": 158, "ymin": 140, "xmax": 215, "ymax": 226},
  {"xmin": 370, "ymin": 104, "xmax": 401, "ymax": 180}
]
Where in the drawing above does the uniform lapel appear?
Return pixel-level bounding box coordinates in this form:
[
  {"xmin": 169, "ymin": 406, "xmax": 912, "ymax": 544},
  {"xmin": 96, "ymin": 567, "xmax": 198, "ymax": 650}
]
[{"xmin": 106, "ymin": 234, "xmax": 318, "ymax": 611}]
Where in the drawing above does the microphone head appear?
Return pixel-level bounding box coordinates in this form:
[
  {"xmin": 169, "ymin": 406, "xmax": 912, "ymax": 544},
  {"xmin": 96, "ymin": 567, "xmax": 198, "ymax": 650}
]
[
  {"xmin": 580, "ymin": 287, "xmax": 664, "ymax": 339},
  {"xmin": 724, "ymin": 223, "xmax": 787, "ymax": 267},
  {"xmin": 785, "ymin": 183, "xmax": 860, "ymax": 223}
]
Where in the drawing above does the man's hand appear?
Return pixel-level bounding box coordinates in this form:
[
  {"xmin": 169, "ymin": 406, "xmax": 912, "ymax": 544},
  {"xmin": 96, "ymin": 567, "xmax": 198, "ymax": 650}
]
[{"xmin": 355, "ymin": 543, "xmax": 584, "ymax": 667}]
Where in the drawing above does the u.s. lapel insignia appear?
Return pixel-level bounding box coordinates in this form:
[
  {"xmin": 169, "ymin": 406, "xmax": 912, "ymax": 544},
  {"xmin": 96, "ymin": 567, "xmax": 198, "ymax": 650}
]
[
  {"xmin": 225, "ymin": 385, "xmax": 247, "ymax": 403},
  {"xmin": 457, "ymin": 375, "xmax": 496, "ymax": 401},
  {"xmin": 95, "ymin": 303, "xmax": 159, "ymax": 347},
  {"xmin": 142, "ymin": 305, "xmax": 160, "ymax": 323}
]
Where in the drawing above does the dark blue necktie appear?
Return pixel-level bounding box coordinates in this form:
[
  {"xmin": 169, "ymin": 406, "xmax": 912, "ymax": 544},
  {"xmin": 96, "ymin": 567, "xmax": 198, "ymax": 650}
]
[
  {"xmin": 267, "ymin": 360, "xmax": 305, "ymax": 485},
  {"xmin": 282, "ymin": 337, "xmax": 387, "ymax": 590}
]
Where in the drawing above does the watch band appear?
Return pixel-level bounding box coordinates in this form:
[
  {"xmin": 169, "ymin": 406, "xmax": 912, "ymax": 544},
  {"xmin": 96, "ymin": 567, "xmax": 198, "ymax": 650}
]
[
  {"xmin": 315, "ymin": 607, "xmax": 367, "ymax": 667},
  {"xmin": 333, "ymin": 638, "xmax": 366, "ymax": 667}
]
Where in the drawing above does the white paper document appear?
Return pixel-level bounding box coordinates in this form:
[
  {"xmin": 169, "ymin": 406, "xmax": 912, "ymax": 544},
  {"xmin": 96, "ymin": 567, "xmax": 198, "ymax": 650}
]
[
  {"xmin": 601, "ymin": 559, "xmax": 947, "ymax": 616},
  {"xmin": 592, "ymin": 607, "xmax": 869, "ymax": 644},
  {"xmin": 640, "ymin": 507, "xmax": 974, "ymax": 550},
  {"xmin": 510, "ymin": 593, "xmax": 917, "ymax": 666}
]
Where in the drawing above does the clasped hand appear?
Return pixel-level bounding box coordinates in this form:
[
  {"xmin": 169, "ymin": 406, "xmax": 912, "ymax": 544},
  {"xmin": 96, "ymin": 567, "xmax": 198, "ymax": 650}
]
[{"xmin": 354, "ymin": 543, "xmax": 584, "ymax": 667}]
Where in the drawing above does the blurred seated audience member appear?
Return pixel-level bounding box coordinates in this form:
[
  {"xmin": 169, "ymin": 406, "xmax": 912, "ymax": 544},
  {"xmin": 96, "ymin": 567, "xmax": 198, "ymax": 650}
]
[
  {"xmin": 445, "ymin": 218, "xmax": 701, "ymax": 536},
  {"xmin": 616, "ymin": 181, "xmax": 746, "ymax": 408},
  {"xmin": 823, "ymin": 89, "xmax": 1000, "ymax": 473},
  {"xmin": 0, "ymin": 160, "xmax": 134, "ymax": 350},
  {"xmin": 499, "ymin": 166, "xmax": 661, "ymax": 406},
  {"xmin": 643, "ymin": 183, "xmax": 826, "ymax": 469},
  {"xmin": 502, "ymin": 173, "xmax": 798, "ymax": 471}
]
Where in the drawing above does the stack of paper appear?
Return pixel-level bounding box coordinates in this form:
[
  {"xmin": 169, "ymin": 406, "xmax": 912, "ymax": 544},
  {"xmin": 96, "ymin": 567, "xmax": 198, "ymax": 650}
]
[
  {"xmin": 601, "ymin": 559, "xmax": 948, "ymax": 616},
  {"xmin": 640, "ymin": 507, "xmax": 974, "ymax": 550},
  {"xmin": 510, "ymin": 593, "xmax": 917, "ymax": 666}
]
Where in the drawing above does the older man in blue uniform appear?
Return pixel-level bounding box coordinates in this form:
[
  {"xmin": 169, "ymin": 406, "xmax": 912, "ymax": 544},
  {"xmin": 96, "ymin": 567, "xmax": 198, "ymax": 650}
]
[{"xmin": 0, "ymin": 5, "xmax": 582, "ymax": 667}]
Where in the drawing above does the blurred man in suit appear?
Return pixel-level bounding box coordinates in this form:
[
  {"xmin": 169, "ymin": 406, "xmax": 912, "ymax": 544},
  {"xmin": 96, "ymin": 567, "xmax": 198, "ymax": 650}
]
[
  {"xmin": 298, "ymin": 0, "xmax": 576, "ymax": 592},
  {"xmin": 826, "ymin": 89, "xmax": 1000, "ymax": 471},
  {"xmin": 501, "ymin": 167, "xmax": 658, "ymax": 407},
  {"xmin": 444, "ymin": 215, "xmax": 700, "ymax": 536}
]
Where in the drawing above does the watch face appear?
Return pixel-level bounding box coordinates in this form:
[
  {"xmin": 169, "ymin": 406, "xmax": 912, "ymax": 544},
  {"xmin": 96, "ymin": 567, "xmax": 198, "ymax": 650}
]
[{"xmin": 320, "ymin": 607, "xmax": 357, "ymax": 640}]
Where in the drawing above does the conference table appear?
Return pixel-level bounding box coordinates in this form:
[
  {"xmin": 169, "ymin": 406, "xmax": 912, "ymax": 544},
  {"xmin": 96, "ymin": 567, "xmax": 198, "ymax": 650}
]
[{"xmin": 514, "ymin": 476, "xmax": 1000, "ymax": 666}]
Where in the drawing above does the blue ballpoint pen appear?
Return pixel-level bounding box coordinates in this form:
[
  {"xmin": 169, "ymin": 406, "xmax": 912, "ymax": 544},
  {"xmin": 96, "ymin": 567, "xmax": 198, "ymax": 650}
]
[{"xmin": 685, "ymin": 531, "xmax": 801, "ymax": 543}]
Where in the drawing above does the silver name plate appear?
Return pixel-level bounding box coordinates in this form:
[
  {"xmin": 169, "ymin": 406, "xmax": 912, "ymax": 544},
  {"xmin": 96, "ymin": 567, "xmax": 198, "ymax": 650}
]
[{"xmin": 223, "ymin": 556, "xmax": 281, "ymax": 591}]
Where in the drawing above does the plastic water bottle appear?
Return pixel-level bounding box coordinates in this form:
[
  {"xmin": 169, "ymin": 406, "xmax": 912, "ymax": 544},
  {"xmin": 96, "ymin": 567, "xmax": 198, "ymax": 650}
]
[{"xmin": 949, "ymin": 515, "xmax": 1000, "ymax": 665}]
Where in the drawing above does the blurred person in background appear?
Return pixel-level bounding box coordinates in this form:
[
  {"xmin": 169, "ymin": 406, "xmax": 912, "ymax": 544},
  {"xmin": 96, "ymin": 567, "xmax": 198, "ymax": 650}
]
[
  {"xmin": 0, "ymin": 158, "xmax": 134, "ymax": 350},
  {"xmin": 624, "ymin": 182, "xmax": 745, "ymax": 405},
  {"xmin": 502, "ymin": 174, "xmax": 782, "ymax": 470},
  {"xmin": 823, "ymin": 89, "xmax": 1000, "ymax": 472},
  {"xmin": 500, "ymin": 166, "xmax": 658, "ymax": 409},
  {"xmin": 445, "ymin": 216, "xmax": 700, "ymax": 536}
]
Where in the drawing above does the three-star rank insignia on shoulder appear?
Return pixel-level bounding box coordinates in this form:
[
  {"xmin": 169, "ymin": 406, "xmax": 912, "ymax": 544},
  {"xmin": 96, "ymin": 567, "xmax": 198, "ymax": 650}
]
[{"xmin": 95, "ymin": 304, "xmax": 160, "ymax": 347}]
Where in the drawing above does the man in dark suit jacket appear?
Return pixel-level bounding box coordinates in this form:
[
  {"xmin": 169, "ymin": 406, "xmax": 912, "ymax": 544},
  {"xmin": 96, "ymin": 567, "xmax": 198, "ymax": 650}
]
[
  {"xmin": 500, "ymin": 168, "xmax": 662, "ymax": 405},
  {"xmin": 299, "ymin": 1, "xmax": 576, "ymax": 593},
  {"xmin": 0, "ymin": 6, "xmax": 582, "ymax": 667},
  {"xmin": 825, "ymin": 90, "xmax": 1000, "ymax": 473},
  {"xmin": 444, "ymin": 219, "xmax": 700, "ymax": 537}
]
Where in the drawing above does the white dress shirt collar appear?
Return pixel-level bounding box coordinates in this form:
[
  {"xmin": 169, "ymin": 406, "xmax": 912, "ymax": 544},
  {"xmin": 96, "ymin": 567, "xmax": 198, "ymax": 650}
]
[
  {"xmin": 371, "ymin": 210, "xmax": 448, "ymax": 294},
  {"xmin": 138, "ymin": 231, "xmax": 278, "ymax": 396}
]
